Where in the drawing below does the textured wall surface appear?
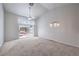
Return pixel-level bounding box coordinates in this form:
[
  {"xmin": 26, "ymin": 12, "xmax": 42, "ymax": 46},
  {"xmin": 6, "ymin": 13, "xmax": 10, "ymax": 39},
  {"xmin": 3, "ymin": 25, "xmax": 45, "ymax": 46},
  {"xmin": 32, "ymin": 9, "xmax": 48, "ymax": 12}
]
[
  {"xmin": 0, "ymin": 4, "xmax": 4, "ymax": 47},
  {"xmin": 4, "ymin": 11, "xmax": 19, "ymax": 42}
]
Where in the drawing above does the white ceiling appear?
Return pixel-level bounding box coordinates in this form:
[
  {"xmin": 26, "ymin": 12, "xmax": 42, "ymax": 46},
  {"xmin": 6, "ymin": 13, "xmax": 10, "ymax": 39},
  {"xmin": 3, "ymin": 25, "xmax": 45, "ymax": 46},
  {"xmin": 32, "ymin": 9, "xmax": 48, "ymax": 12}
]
[
  {"xmin": 41, "ymin": 3, "xmax": 71, "ymax": 10},
  {"xmin": 3, "ymin": 3, "xmax": 69, "ymax": 19}
]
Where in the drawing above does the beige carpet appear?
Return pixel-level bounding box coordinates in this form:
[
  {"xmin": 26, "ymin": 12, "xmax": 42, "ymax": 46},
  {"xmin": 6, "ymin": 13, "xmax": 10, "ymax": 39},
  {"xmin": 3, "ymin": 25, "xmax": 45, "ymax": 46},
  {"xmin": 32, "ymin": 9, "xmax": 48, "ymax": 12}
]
[{"xmin": 0, "ymin": 37, "xmax": 79, "ymax": 56}]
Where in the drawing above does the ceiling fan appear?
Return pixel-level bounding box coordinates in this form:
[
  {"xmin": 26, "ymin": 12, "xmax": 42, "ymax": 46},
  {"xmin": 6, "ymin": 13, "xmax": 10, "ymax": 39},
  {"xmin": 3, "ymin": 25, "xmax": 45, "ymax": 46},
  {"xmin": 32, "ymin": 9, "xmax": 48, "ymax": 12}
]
[{"xmin": 28, "ymin": 3, "xmax": 34, "ymax": 20}]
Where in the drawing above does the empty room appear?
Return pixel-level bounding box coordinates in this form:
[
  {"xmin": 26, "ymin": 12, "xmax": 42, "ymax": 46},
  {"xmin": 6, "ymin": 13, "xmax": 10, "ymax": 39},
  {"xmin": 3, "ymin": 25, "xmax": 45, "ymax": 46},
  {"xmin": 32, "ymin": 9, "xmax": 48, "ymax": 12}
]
[{"xmin": 0, "ymin": 3, "xmax": 79, "ymax": 56}]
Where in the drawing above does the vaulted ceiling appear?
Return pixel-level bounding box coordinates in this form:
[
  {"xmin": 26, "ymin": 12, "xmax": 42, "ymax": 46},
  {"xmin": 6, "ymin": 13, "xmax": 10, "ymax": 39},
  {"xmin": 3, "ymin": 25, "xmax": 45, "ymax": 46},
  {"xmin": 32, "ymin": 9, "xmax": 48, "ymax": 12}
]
[{"xmin": 3, "ymin": 3, "xmax": 70, "ymax": 19}]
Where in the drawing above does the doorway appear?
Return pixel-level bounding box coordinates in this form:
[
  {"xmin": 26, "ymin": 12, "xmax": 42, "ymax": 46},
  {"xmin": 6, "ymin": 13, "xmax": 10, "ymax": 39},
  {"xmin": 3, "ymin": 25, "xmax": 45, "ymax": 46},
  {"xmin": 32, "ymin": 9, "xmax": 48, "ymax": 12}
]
[{"xmin": 18, "ymin": 17, "xmax": 34, "ymax": 38}]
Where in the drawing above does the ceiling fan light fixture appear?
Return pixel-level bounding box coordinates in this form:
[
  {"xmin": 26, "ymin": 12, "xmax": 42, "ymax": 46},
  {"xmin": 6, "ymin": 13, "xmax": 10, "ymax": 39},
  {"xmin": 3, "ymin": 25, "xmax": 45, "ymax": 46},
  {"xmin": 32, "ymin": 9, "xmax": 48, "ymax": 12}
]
[
  {"xmin": 29, "ymin": 3, "xmax": 34, "ymax": 7},
  {"xmin": 27, "ymin": 3, "xmax": 34, "ymax": 20}
]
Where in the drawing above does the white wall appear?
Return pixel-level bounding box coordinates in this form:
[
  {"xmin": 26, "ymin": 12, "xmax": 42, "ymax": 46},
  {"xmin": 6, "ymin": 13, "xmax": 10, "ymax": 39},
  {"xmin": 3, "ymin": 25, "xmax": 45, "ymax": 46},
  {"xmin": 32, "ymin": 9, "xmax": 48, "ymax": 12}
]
[
  {"xmin": 34, "ymin": 19, "xmax": 38, "ymax": 37},
  {"xmin": 0, "ymin": 4, "xmax": 4, "ymax": 47},
  {"xmin": 4, "ymin": 11, "xmax": 19, "ymax": 42},
  {"xmin": 38, "ymin": 4, "xmax": 79, "ymax": 47}
]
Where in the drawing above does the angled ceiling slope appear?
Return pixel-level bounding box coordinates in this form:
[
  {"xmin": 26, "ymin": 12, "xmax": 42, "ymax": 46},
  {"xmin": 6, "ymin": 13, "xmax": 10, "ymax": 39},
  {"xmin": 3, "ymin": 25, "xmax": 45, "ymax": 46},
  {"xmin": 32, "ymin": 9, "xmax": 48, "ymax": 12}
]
[
  {"xmin": 3, "ymin": 3, "xmax": 69, "ymax": 19},
  {"xmin": 3, "ymin": 3, "xmax": 48, "ymax": 19}
]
